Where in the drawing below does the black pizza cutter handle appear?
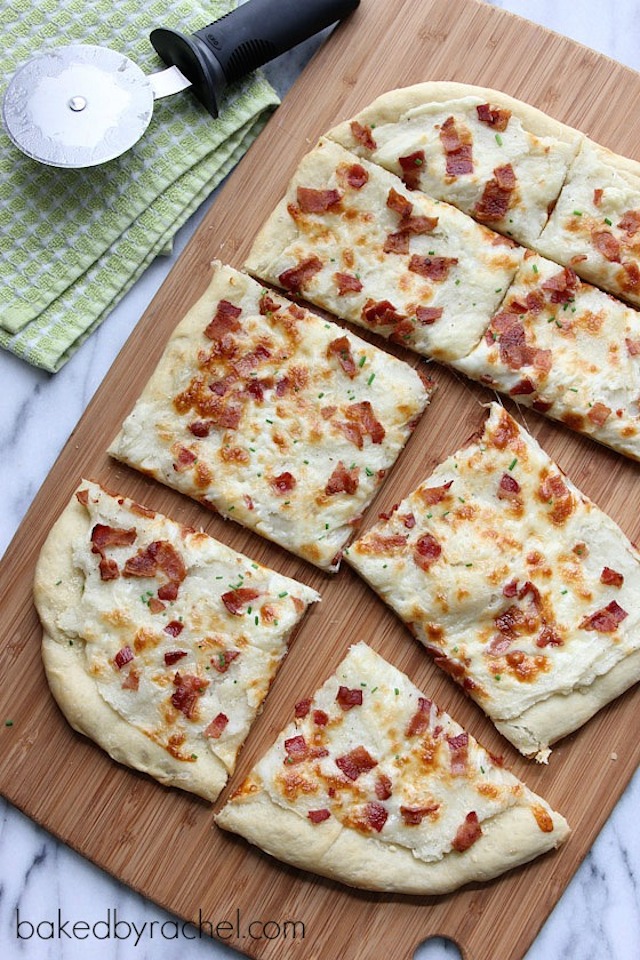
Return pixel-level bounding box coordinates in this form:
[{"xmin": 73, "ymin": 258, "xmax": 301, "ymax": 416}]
[{"xmin": 150, "ymin": 0, "xmax": 360, "ymax": 117}]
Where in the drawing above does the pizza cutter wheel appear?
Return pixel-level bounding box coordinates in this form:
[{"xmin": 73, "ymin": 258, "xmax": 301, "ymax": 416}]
[{"xmin": 2, "ymin": 0, "xmax": 359, "ymax": 168}]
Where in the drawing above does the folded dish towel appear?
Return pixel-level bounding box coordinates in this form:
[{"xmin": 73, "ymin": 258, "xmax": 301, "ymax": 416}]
[{"xmin": 0, "ymin": 0, "xmax": 280, "ymax": 372}]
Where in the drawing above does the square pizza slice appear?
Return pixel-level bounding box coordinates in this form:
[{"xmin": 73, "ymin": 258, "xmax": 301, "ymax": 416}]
[
  {"xmin": 244, "ymin": 138, "xmax": 523, "ymax": 362},
  {"xmin": 453, "ymin": 251, "xmax": 640, "ymax": 461},
  {"xmin": 216, "ymin": 642, "xmax": 569, "ymax": 895},
  {"xmin": 345, "ymin": 404, "xmax": 640, "ymax": 761},
  {"xmin": 537, "ymin": 138, "xmax": 640, "ymax": 307},
  {"xmin": 108, "ymin": 261, "xmax": 430, "ymax": 571},
  {"xmin": 34, "ymin": 480, "xmax": 320, "ymax": 801},
  {"xmin": 325, "ymin": 82, "xmax": 581, "ymax": 247}
]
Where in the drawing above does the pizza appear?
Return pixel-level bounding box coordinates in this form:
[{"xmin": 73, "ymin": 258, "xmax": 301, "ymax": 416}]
[
  {"xmin": 537, "ymin": 138, "xmax": 640, "ymax": 307},
  {"xmin": 345, "ymin": 404, "xmax": 640, "ymax": 762},
  {"xmin": 244, "ymin": 138, "xmax": 524, "ymax": 361},
  {"xmin": 325, "ymin": 82, "xmax": 581, "ymax": 247},
  {"xmin": 108, "ymin": 261, "xmax": 430, "ymax": 572},
  {"xmin": 215, "ymin": 642, "xmax": 569, "ymax": 894},
  {"xmin": 34, "ymin": 480, "xmax": 320, "ymax": 801},
  {"xmin": 452, "ymin": 250, "xmax": 640, "ymax": 461}
]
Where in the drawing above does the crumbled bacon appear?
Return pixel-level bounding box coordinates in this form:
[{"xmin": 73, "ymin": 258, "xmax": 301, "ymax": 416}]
[
  {"xmin": 474, "ymin": 164, "xmax": 516, "ymax": 222},
  {"xmin": 447, "ymin": 732, "xmax": 469, "ymax": 774},
  {"xmin": 498, "ymin": 473, "xmax": 521, "ymax": 500},
  {"xmin": 335, "ymin": 745, "xmax": 377, "ymax": 780},
  {"xmin": 204, "ymin": 300, "xmax": 242, "ymax": 341},
  {"xmin": 308, "ymin": 809, "xmax": 331, "ymax": 824},
  {"xmin": 212, "ymin": 649, "xmax": 240, "ymax": 673},
  {"xmin": 387, "ymin": 187, "xmax": 414, "ymax": 219},
  {"xmin": 375, "ymin": 774, "xmax": 393, "ymax": 801},
  {"xmin": 538, "ymin": 474, "xmax": 574, "ymax": 524},
  {"xmin": 600, "ymin": 567, "xmax": 624, "ymax": 587},
  {"xmin": 406, "ymin": 696, "xmax": 432, "ymax": 737},
  {"xmin": 121, "ymin": 669, "xmax": 139, "ymax": 691},
  {"xmin": 294, "ymin": 698, "xmax": 312, "ymax": 719},
  {"xmin": 440, "ymin": 116, "xmax": 473, "ymax": 176},
  {"xmin": 336, "ymin": 686, "xmax": 363, "ymax": 710},
  {"xmin": 476, "ymin": 103, "xmax": 511, "ymax": 131},
  {"xmin": 327, "ymin": 336, "xmax": 357, "ymax": 377},
  {"xmin": 364, "ymin": 801, "xmax": 388, "ymax": 833},
  {"xmin": 414, "ymin": 533, "xmax": 442, "ymax": 571},
  {"xmin": 189, "ymin": 420, "xmax": 211, "ymax": 438},
  {"xmin": 536, "ymin": 626, "xmax": 564, "ymax": 648},
  {"xmin": 541, "ymin": 267, "xmax": 579, "ymax": 304},
  {"xmin": 296, "ymin": 186, "xmax": 342, "ymax": 214},
  {"xmin": 221, "ymin": 588, "xmax": 260, "ymax": 616},
  {"xmin": 618, "ymin": 210, "xmax": 640, "ymax": 236},
  {"xmin": 591, "ymin": 229, "xmax": 621, "ymax": 262},
  {"xmin": 593, "ymin": 188, "xmax": 603, "ymax": 206},
  {"xmin": 123, "ymin": 540, "xmax": 186, "ymax": 601},
  {"xmin": 580, "ymin": 600, "xmax": 628, "ymax": 632},
  {"xmin": 325, "ymin": 461, "xmax": 360, "ymax": 496},
  {"xmin": 587, "ymin": 402, "xmax": 611, "ymax": 426},
  {"xmin": 259, "ymin": 292, "xmax": 281, "ymax": 316},
  {"xmin": 346, "ymin": 163, "xmax": 369, "ymax": 189},
  {"xmin": 313, "ymin": 709, "xmax": 329, "ymax": 726},
  {"xmin": 625, "ymin": 337, "xmax": 640, "ymax": 356},
  {"xmin": 408, "ymin": 255, "xmax": 458, "ymax": 281},
  {"xmin": 401, "ymin": 804, "xmax": 440, "ymax": 825},
  {"xmin": 622, "ymin": 260, "xmax": 640, "ymax": 291},
  {"xmin": 335, "ymin": 272, "xmax": 363, "ymax": 296},
  {"xmin": 171, "ymin": 673, "xmax": 209, "ymax": 719},
  {"xmin": 416, "ymin": 306, "xmax": 444, "ymax": 325},
  {"xmin": 164, "ymin": 650, "xmax": 187, "ymax": 666},
  {"xmin": 90, "ymin": 524, "xmax": 137, "ymax": 581},
  {"xmin": 337, "ymin": 401, "xmax": 386, "ymax": 450},
  {"xmin": 361, "ymin": 298, "xmax": 406, "ymax": 330},
  {"xmin": 452, "ymin": 811, "xmax": 482, "ymax": 852},
  {"xmin": 270, "ymin": 471, "xmax": 297, "ymax": 495},
  {"xmin": 163, "ymin": 621, "xmax": 184, "ymax": 638},
  {"xmin": 420, "ymin": 480, "xmax": 453, "ymax": 505},
  {"xmin": 350, "ymin": 120, "xmax": 377, "ymax": 151},
  {"xmin": 398, "ymin": 150, "xmax": 426, "ymax": 190},
  {"xmin": 284, "ymin": 735, "xmax": 308, "ymax": 764},
  {"xmin": 510, "ymin": 377, "xmax": 536, "ymax": 396},
  {"xmin": 278, "ymin": 256, "xmax": 323, "ymax": 293},
  {"xmin": 114, "ymin": 646, "xmax": 134, "ymax": 670},
  {"xmin": 204, "ymin": 712, "xmax": 228, "ymax": 739}
]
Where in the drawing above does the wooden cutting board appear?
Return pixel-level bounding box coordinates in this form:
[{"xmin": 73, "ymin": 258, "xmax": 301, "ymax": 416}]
[{"xmin": 3, "ymin": 1, "xmax": 640, "ymax": 958}]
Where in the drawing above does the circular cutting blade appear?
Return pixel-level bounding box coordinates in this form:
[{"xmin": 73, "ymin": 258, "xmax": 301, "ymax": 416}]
[{"xmin": 2, "ymin": 44, "xmax": 155, "ymax": 168}]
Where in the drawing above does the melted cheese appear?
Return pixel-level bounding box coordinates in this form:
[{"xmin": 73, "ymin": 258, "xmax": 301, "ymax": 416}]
[
  {"xmin": 245, "ymin": 139, "xmax": 523, "ymax": 361},
  {"xmin": 453, "ymin": 252, "xmax": 640, "ymax": 460},
  {"xmin": 346, "ymin": 405, "xmax": 640, "ymax": 745},
  {"xmin": 109, "ymin": 262, "xmax": 429, "ymax": 571},
  {"xmin": 239, "ymin": 643, "xmax": 550, "ymax": 864},
  {"xmin": 63, "ymin": 481, "xmax": 319, "ymax": 771}
]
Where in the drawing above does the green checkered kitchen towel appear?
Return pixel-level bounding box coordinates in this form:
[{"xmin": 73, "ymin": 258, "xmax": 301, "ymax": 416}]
[{"xmin": 0, "ymin": 0, "xmax": 280, "ymax": 371}]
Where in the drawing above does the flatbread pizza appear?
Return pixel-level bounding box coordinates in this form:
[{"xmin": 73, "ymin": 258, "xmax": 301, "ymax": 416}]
[
  {"xmin": 345, "ymin": 404, "xmax": 640, "ymax": 761},
  {"xmin": 34, "ymin": 480, "xmax": 320, "ymax": 801},
  {"xmin": 109, "ymin": 261, "xmax": 430, "ymax": 571},
  {"xmin": 216, "ymin": 642, "xmax": 569, "ymax": 894}
]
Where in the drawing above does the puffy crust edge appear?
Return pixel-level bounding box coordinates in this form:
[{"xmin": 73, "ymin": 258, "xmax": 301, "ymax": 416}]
[
  {"xmin": 34, "ymin": 488, "xmax": 233, "ymax": 803},
  {"xmin": 215, "ymin": 784, "xmax": 569, "ymax": 895}
]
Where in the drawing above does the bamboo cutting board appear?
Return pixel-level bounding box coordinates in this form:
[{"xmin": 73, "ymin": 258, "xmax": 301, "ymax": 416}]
[{"xmin": 2, "ymin": 1, "xmax": 640, "ymax": 958}]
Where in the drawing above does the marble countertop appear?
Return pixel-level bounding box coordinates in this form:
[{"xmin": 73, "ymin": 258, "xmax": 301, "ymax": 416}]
[{"xmin": 2, "ymin": 1, "xmax": 640, "ymax": 958}]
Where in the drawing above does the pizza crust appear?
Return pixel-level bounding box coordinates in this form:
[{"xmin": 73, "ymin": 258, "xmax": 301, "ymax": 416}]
[{"xmin": 216, "ymin": 782, "xmax": 567, "ymax": 895}]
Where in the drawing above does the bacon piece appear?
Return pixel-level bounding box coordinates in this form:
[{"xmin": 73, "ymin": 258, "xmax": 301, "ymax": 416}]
[
  {"xmin": 148, "ymin": 597, "xmax": 166, "ymax": 614},
  {"xmin": 541, "ymin": 267, "xmax": 579, "ymax": 304},
  {"xmin": 420, "ymin": 480, "xmax": 453, "ymax": 505},
  {"xmin": 486, "ymin": 635, "xmax": 513, "ymax": 656},
  {"xmin": 416, "ymin": 306, "xmax": 444, "ymax": 325},
  {"xmin": 440, "ymin": 116, "xmax": 473, "ymax": 176},
  {"xmin": 447, "ymin": 732, "xmax": 469, "ymax": 774},
  {"xmin": 121, "ymin": 669, "xmax": 139, "ymax": 691},
  {"xmin": 409, "ymin": 255, "xmax": 458, "ymax": 281},
  {"xmin": 339, "ymin": 401, "xmax": 386, "ymax": 449},
  {"xmin": 350, "ymin": 120, "xmax": 377, "ymax": 150},
  {"xmin": 361, "ymin": 298, "xmax": 406, "ymax": 330},
  {"xmin": 398, "ymin": 150, "xmax": 426, "ymax": 190},
  {"xmin": 580, "ymin": 600, "xmax": 628, "ymax": 632},
  {"xmin": 625, "ymin": 337, "xmax": 640, "ymax": 356},
  {"xmin": 325, "ymin": 461, "xmax": 360, "ymax": 496},
  {"xmin": 204, "ymin": 300, "xmax": 242, "ymax": 341},
  {"xmin": 294, "ymin": 698, "xmax": 312, "ymax": 719},
  {"xmin": 536, "ymin": 626, "xmax": 564, "ymax": 648},
  {"xmin": 346, "ymin": 163, "xmax": 368, "ymax": 189},
  {"xmin": 313, "ymin": 709, "xmax": 329, "ymax": 726},
  {"xmin": 591, "ymin": 229, "xmax": 621, "ymax": 262},
  {"xmin": 171, "ymin": 673, "xmax": 209, "ymax": 720},
  {"xmin": 336, "ymin": 686, "xmax": 363, "ymax": 710},
  {"xmin": 538, "ymin": 474, "xmax": 574, "ymax": 524},
  {"xmin": 189, "ymin": 420, "xmax": 211, "ymax": 438},
  {"xmin": 90, "ymin": 524, "xmax": 137, "ymax": 581},
  {"xmin": 387, "ymin": 187, "xmax": 414, "ymax": 220},
  {"xmin": 114, "ymin": 646, "xmax": 134, "ymax": 670},
  {"xmin": 593, "ymin": 188, "xmax": 603, "ymax": 206},
  {"xmin": 452, "ymin": 811, "xmax": 482, "ymax": 852},
  {"xmin": 327, "ymin": 336, "xmax": 357, "ymax": 377},
  {"xmin": 414, "ymin": 533, "xmax": 442, "ymax": 571},
  {"xmin": 164, "ymin": 650, "xmax": 187, "ymax": 666},
  {"xmin": 401, "ymin": 804, "xmax": 440, "ymax": 825},
  {"xmin": 212, "ymin": 649, "xmax": 240, "ymax": 673},
  {"xmin": 296, "ymin": 186, "xmax": 342, "ymax": 214},
  {"xmin": 259, "ymin": 293, "xmax": 281, "ymax": 316},
  {"xmin": 335, "ymin": 745, "xmax": 377, "ymax": 780},
  {"xmin": 622, "ymin": 261, "xmax": 640, "ymax": 291},
  {"xmin": 498, "ymin": 473, "xmax": 521, "ymax": 500},
  {"xmin": 601, "ymin": 567, "xmax": 624, "ymax": 587},
  {"xmin": 406, "ymin": 696, "xmax": 433, "ymax": 737},
  {"xmin": 618, "ymin": 210, "xmax": 640, "ymax": 236},
  {"xmin": 335, "ymin": 272, "xmax": 363, "ymax": 296},
  {"xmin": 587, "ymin": 402, "xmax": 611, "ymax": 426},
  {"xmin": 163, "ymin": 621, "xmax": 184, "ymax": 639},
  {"xmin": 123, "ymin": 540, "xmax": 186, "ymax": 602},
  {"xmin": 476, "ymin": 103, "xmax": 511, "ymax": 131},
  {"xmin": 383, "ymin": 231, "xmax": 410, "ymax": 255},
  {"xmin": 270, "ymin": 471, "xmax": 297, "ymax": 495},
  {"xmin": 221, "ymin": 587, "xmax": 260, "ymax": 616},
  {"xmin": 364, "ymin": 801, "xmax": 388, "ymax": 833},
  {"xmin": 474, "ymin": 164, "xmax": 516, "ymax": 222},
  {"xmin": 308, "ymin": 809, "xmax": 331, "ymax": 824},
  {"xmin": 375, "ymin": 774, "xmax": 393, "ymax": 801},
  {"xmin": 204, "ymin": 713, "xmax": 229, "ymax": 739},
  {"xmin": 510, "ymin": 377, "xmax": 536, "ymax": 396},
  {"xmin": 278, "ymin": 256, "xmax": 323, "ymax": 293},
  {"xmin": 284, "ymin": 735, "xmax": 308, "ymax": 764}
]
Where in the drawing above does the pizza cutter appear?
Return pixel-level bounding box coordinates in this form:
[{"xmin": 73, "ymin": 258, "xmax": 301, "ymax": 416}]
[{"xmin": 2, "ymin": 0, "xmax": 359, "ymax": 168}]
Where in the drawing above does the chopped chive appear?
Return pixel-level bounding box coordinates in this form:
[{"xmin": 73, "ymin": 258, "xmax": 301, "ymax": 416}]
[
  {"xmin": 278, "ymin": 591, "xmax": 288, "ymax": 598},
  {"xmin": 508, "ymin": 457, "xmax": 518, "ymax": 470},
  {"xmin": 495, "ymin": 133, "xmax": 503, "ymax": 146},
  {"xmin": 358, "ymin": 355, "xmax": 367, "ymax": 367},
  {"xmin": 532, "ymin": 264, "xmax": 539, "ymax": 274},
  {"xmin": 367, "ymin": 373, "xmax": 376, "ymax": 386},
  {"xmin": 604, "ymin": 217, "xmax": 612, "ymax": 226},
  {"xmin": 5, "ymin": 720, "xmax": 13, "ymax": 727},
  {"xmin": 573, "ymin": 210, "xmax": 583, "ymax": 217},
  {"xmin": 365, "ymin": 467, "xmax": 374, "ymax": 477}
]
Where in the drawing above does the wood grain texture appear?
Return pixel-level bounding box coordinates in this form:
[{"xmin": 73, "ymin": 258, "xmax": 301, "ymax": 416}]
[{"xmin": 2, "ymin": 1, "xmax": 640, "ymax": 958}]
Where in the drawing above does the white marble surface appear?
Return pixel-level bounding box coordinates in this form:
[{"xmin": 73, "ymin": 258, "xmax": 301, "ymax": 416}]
[{"xmin": 2, "ymin": 2, "xmax": 640, "ymax": 958}]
